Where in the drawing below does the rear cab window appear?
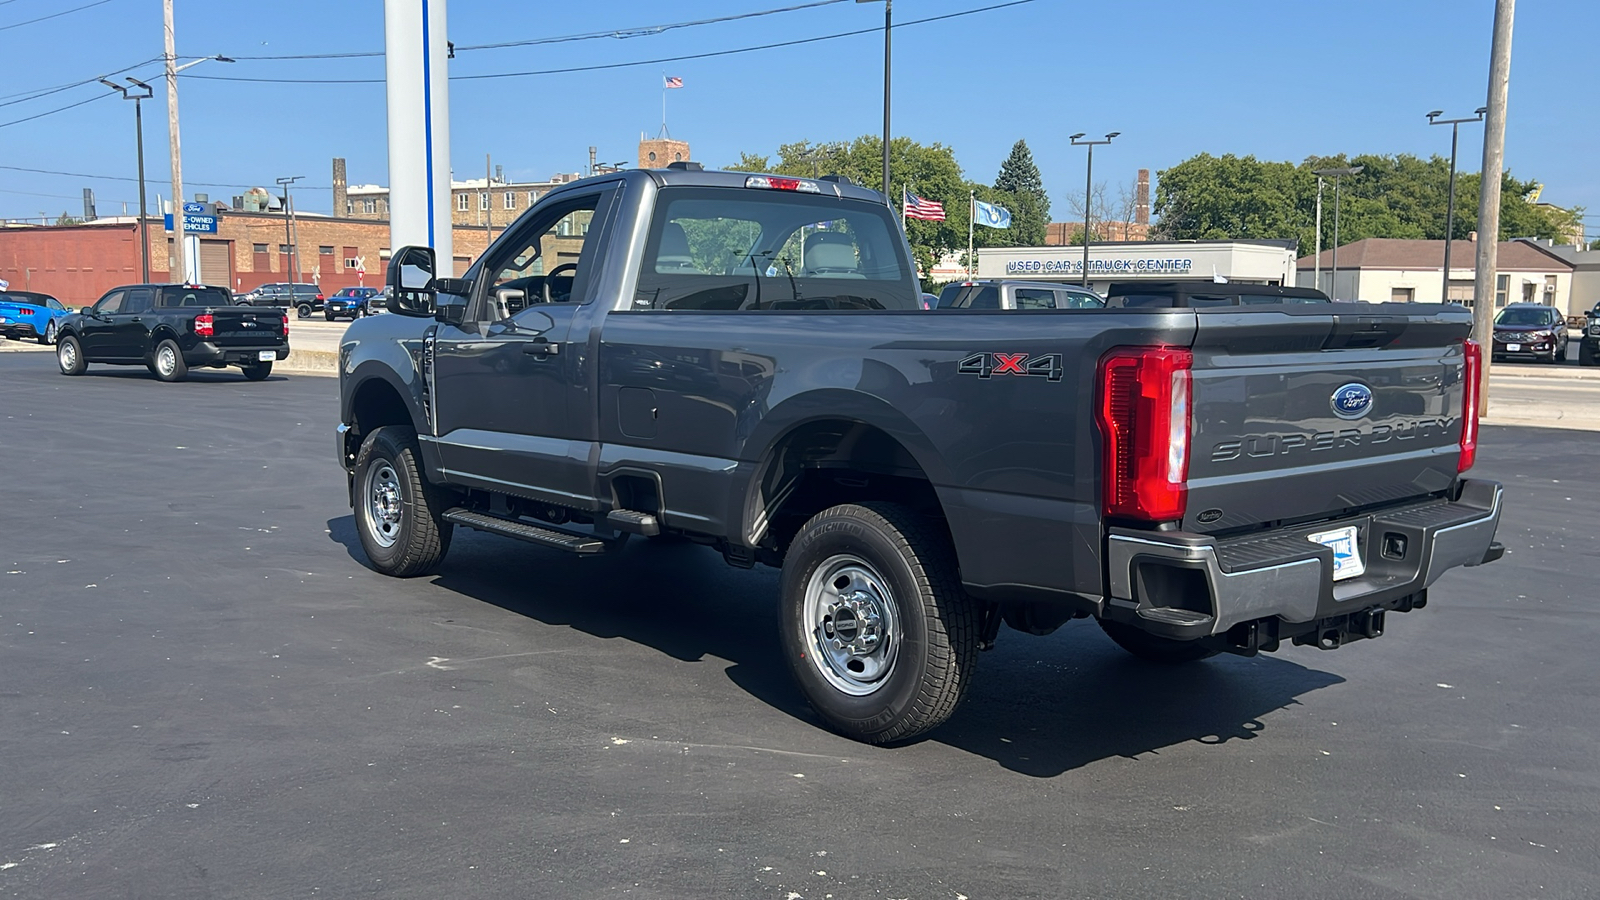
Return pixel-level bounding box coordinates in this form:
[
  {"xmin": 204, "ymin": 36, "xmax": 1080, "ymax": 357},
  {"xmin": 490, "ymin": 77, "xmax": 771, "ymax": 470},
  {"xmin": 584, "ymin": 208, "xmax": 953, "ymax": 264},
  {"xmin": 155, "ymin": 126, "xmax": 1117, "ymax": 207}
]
[
  {"xmin": 633, "ymin": 187, "xmax": 916, "ymax": 311},
  {"xmin": 158, "ymin": 286, "xmax": 231, "ymax": 308}
]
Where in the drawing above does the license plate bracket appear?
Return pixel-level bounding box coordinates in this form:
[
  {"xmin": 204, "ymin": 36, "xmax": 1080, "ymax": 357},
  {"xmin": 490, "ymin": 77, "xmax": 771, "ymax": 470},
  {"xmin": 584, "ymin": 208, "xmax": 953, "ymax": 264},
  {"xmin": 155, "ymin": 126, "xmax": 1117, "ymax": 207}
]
[
  {"xmin": 258, "ymin": 350, "xmax": 276, "ymax": 362},
  {"xmin": 1506, "ymin": 343, "xmax": 1521, "ymax": 352},
  {"xmin": 1308, "ymin": 525, "xmax": 1365, "ymax": 581}
]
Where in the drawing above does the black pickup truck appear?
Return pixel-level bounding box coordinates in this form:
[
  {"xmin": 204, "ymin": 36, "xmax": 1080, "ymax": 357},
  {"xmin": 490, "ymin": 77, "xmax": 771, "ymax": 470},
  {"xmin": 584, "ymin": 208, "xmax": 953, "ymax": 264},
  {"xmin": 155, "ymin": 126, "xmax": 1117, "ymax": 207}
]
[
  {"xmin": 335, "ymin": 166, "xmax": 1504, "ymax": 744},
  {"xmin": 56, "ymin": 283, "xmax": 289, "ymax": 382}
]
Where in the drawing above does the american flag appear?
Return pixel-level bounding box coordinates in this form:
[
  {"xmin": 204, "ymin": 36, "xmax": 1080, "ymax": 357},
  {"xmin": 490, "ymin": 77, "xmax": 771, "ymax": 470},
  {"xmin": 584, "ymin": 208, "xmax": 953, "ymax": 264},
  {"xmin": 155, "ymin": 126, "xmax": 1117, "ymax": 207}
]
[
  {"xmin": 664, "ymin": 76, "xmax": 683, "ymax": 88},
  {"xmin": 904, "ymin": 190, "xmax": 945, "ymax": 222}
]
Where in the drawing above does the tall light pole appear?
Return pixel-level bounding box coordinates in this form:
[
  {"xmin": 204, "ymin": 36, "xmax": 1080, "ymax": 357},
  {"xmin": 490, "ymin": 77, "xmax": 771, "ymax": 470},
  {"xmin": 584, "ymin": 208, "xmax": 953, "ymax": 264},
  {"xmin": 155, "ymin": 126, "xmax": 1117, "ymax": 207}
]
[
  {"xmin": 1313, "ymin": 166, "xmax": 1362, "ymax": 300},
  {"xmin": 161, "ymin": 0, "xmax": 233, "ymax": 283},
  {"xmin": 857, "ymin": 0, "xmax": 891, "ymax": 206},
  {"xmin": 1474, "ymin": 0, "xmax": 1515, "ymax": 413},
  {"xmin": 1427, "ymin": 108, "xmax": 1487, "ymax": 303},
  {"xmin": 277, "ymin": 176, "xmax": 304, "ymax": 284},
  {"xmin": 1070, "ymin": 132, "xmax": 1118, "ymax": 288},
  {"xmin": 1314, "ymin": 175, "xmax": 1324, "ymax": 294},
  {"xmin": 101, "ymin": 77, "xmax": 154, "ymax": 283}
]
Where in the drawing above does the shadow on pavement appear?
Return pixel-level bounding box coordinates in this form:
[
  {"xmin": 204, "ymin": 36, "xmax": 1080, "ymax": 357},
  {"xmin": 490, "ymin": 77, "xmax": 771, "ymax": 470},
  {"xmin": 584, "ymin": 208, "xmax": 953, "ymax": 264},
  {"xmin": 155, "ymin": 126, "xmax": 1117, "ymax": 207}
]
[{"xmin": 325, "ymin": 516, "xmax": 1346, "ymax": 776}]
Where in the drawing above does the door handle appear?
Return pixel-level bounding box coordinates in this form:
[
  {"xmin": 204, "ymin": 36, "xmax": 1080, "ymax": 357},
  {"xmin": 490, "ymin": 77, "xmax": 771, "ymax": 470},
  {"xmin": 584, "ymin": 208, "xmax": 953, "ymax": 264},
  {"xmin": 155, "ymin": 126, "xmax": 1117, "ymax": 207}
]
[
  {"xmin": 522, "ymin": 340, "xmax": 561, "ymax": 357},
  {"xmin": 130, "ymin": 317, "xmax": 142, "ymax": 322}
]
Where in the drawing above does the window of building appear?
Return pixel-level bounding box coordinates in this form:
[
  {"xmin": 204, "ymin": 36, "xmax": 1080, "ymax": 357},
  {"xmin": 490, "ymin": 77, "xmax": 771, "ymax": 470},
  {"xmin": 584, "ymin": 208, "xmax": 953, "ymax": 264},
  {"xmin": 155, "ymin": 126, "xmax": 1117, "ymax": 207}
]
[
  {"xmin": 527, "ymin": 190, "xmax": 540, "ymax": 206},
  {"xmin": 1494, "ymin": 273, "xmax": 1509, "ymax": 307},
  {"xmin": 363, "ymin": 199, "xmax": 376, "ymax": 214},
  {"xmin": 1545, "ymin": 274, "xmax": 1558, "ymax": 303},
  {"xmin": 479, "ymin": 193, "xmax": 489, "ymax": 211},
  {"xmin": 504, "ymin": 192, "xmax": 515, "ymax": 210},
  {"xmin": 253, "ymin": 243, "xmax": 268, "ymax": 254},
  {"xmin": 343, "ymin": 247, "xmax": 360, "ymax": 271},
  {"xmin": 345, "ymin": 201, "xmax": 353, "ymax": 215},
  {"xmin": 279, "ymin": 244, "xmax": 292, "ymax": 254},
  {"xmin": 319, "ymin": 246, "xmax": 334, "ymax": 256},
  {"xmin": 1446, "ymin": 280, "xmax": 1474, "ymax": 305},
  {"xmin": 1390, "ymin": 287, "xmax": 1414, "ymax": 303},
  {"xmin": 457, "ymin": 193, "xmax": 470, "ymax": 211},
  {"xmin": 648, "ymin": 151, "xmax": 657, "ymax": 163}
]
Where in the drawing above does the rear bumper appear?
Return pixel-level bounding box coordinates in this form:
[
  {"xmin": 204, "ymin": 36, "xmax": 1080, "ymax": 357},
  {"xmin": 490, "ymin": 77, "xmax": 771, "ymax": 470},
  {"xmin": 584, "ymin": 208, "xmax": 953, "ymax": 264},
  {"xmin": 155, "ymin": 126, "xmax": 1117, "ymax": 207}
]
[
  {"xmin": 184, "ymin": 342, "xmax": 290, "ymax": 366},
  {"xmin": 0, "ymin": 323, "xmax": 39, "ymax": 339},
  {"xmin": 1104, "ymin": 479, "xmax": 1503, "ymax": 642}
]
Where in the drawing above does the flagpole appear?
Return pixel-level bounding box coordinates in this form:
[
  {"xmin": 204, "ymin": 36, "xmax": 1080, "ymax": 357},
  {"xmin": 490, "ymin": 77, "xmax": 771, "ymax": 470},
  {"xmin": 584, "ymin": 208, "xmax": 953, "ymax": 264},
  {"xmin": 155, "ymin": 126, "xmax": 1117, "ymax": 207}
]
[
  {"xmin": 661, "ymin": 73, "xmax": 667, "ymax": 137},
  {"xmin": 967, "ymin": 190, "xmax": 975, "ymax": 279},
  {"xmin": 900, "ymin": 184, "xmax": 907, "ymax": 233}
]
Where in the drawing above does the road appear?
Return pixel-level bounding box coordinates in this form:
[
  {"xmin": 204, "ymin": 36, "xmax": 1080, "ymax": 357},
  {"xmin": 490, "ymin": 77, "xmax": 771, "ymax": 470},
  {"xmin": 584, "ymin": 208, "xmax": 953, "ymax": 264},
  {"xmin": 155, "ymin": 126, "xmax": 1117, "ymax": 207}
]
[{"xmin": 1, "ymin": 354, "xmax": 1598, "ymax": 899}]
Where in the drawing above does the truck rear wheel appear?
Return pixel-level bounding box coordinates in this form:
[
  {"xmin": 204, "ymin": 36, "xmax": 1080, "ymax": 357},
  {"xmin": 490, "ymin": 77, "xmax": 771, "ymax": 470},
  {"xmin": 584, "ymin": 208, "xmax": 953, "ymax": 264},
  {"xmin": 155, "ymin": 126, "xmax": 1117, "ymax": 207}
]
[
  {"xmin": 354, "ymin": 425, "xmax": 452, "ymax": 577},
  {"xmin": 1580, "ymin": 344, "xmax": 1597, "ymax": 367},
  {"xmin": 1097, "ymin": 619, "xmax": 1219, "ymax": 664},
  {"xmin": 57, "ymin": 335, "xmax": 86, "ymax": 375},
  {"xmin": 151, "ymin": 339, "xmax": 188, "ymax": 382},
  {"xmin": 780, "ymin": 502, "xmax": 978, "ymax": 744},
  {"xmin": 240, "ymin": 361, "xmax": 272, "ymax": 381}
]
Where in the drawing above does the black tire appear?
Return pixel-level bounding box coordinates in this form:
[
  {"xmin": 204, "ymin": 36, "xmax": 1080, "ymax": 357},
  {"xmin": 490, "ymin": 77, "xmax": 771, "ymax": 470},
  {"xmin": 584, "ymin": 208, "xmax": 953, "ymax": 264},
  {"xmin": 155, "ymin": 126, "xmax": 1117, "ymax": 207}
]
[
  {"xmin": 240, "ymin": 361, "xmax": 273, "ymax": 381},
  {"xmin": 1097, "ymin": 619, "xmax": 1219, "ymax": 664},
  {"xmin": 297, "ymin": 304, "xmax": 312, "ymax": 319},
  {"xmin": 779, "ymin": 502, "xmax": 979, "ymax": 745},
  {"xmin": 324, "ymin": 311, "xmax": 335, "ymax": 321},
  {"xmin": 38, "ymin": 319, "xmax": 57, "ymax": 346},
  {"xmin": 1581, "ymin": 344, "xmax": 1598, "ymax": 367},
  {"xmin": 353, "ymin": 425, "xmax": 453, "ymax": 577},
  {"xmin": 56, "ymin": 334, "xmax": 86, "ymax": 375},
  {"xmin": 151, "ymin": 338, "xmax": 188, "ymax": 382}
]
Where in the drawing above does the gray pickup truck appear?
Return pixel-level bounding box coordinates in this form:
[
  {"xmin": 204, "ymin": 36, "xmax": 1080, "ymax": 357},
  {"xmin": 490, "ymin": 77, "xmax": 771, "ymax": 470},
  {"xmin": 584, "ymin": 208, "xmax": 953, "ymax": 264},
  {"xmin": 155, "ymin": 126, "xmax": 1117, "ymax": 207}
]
[{"xmin": 335, "ymin": 165, "xmax": 1503, "ymax": 744}]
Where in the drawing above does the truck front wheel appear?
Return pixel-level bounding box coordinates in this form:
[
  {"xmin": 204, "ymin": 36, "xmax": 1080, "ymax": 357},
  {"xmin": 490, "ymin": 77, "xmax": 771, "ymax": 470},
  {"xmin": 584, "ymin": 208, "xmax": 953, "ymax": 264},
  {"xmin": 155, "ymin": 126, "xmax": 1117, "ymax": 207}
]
[
  {"xmin": 780, "ymin": 502, "xmax": 978, "ymax": 744},
  {"xmin": 1097, "ymin": 619, "xmax": 1219, "ymax": 664},
  {"xmin": 354, "ymin": 425, "xmax": 453, "ymax": 577}
]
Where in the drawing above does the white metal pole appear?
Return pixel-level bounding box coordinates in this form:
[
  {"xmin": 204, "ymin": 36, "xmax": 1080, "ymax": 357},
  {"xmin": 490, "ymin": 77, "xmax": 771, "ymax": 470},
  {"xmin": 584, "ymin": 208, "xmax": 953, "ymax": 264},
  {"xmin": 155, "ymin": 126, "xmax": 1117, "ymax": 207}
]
[
  {"xmin": 162, "ymin": 0, "xmax": 185, "ymax": 284},
  {"xmin": 384, "ymin": 0, "xmax": 453, "ymax": 273},
  {"xmin": 1314, "ymin": 176, "xmax": 1323, "ymax": 294},
  {"xmin": 967, "ymin": 190, "xmax": 975, "ymax": 279}
]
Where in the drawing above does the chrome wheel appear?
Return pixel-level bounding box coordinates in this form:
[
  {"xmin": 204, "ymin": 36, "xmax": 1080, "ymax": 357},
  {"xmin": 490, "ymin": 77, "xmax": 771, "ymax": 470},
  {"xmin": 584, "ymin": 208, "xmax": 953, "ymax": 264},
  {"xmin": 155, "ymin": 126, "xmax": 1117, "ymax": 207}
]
[
  {"xmin": 803, "ymin": 554, "xmax": 902, "ymax": 696},
  {"xmin": 363, "ymin": 459, "xmax": 403, "ymax": 549},
  {"xmin": 44, "ymin": 320, "xmax": 57, "ymax": 344},
  {"xmin": 155, "ymin": 343, "xmax": 177, "ymax": 378},
  {"xmin": 57, "ymin": 339, "xmax": 76, "ymax": 370}
]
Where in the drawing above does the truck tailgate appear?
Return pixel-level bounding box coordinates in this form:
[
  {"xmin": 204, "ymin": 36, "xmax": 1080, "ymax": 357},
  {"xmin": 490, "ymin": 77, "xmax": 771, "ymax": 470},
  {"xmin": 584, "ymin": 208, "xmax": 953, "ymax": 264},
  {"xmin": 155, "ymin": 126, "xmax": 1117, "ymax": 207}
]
[
  {"xmin": 1184, "ymin": 304, "xmax": 1474, "ymax": 534},
  {"xmin": 209, "ymin": 307, "xmax": 287, "ymax": 346}
]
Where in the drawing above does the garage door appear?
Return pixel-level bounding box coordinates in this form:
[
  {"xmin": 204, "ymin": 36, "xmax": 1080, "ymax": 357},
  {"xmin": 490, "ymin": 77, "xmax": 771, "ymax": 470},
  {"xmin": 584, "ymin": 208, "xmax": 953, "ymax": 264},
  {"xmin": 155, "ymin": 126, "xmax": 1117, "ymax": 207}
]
[{"xmin": 198, "ymin": 240, "xmax": 233, "ymax": 289}]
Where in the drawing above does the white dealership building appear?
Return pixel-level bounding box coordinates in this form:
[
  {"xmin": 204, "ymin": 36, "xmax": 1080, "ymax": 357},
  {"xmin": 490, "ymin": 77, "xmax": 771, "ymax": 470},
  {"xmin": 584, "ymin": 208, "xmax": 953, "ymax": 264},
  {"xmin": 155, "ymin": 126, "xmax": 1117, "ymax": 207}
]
[{"xmin": 974, "ymin": 240, "xmax": 1300, "ymax": 295}]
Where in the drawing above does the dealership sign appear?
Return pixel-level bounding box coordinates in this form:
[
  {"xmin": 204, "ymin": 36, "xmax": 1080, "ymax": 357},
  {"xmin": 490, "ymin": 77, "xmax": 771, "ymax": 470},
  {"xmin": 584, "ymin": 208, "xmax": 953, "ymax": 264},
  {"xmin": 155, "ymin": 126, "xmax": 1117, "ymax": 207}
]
[
  {"xmin": 164, "ymin": 201, "xmax": 219, "ymax": 234},
  {"xmin": 1005, "ymin": 257, "xmax": 1194, "ymax": 275}
]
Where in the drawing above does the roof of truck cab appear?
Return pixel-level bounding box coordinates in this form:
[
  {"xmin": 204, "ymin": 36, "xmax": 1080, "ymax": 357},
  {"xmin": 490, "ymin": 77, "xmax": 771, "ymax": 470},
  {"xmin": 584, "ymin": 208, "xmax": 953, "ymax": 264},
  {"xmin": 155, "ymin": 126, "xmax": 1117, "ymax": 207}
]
[
  {"xmin": 1108, "ymin": 282, "xmax": 1331, "ymax": 300},
  {"xmin": 541, "ymin": 167, "xmax": 889, "ymax": 206}
]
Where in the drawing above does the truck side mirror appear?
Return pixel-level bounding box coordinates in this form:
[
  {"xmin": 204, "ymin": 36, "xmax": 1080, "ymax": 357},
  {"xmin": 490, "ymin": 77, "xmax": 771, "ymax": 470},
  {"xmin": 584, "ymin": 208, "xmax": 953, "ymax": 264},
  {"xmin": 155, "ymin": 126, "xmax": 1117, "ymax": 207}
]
[{"xmin": 386, "ymin": 245, "xmax": 437, "ymax": 317}]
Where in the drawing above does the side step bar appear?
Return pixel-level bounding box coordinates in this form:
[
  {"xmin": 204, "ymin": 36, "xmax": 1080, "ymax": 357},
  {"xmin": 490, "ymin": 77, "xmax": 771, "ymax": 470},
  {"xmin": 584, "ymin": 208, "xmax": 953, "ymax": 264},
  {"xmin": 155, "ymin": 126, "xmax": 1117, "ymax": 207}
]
[{"xmin": 442, "ymin": 508, "xmax": 609, "ymax": 554}]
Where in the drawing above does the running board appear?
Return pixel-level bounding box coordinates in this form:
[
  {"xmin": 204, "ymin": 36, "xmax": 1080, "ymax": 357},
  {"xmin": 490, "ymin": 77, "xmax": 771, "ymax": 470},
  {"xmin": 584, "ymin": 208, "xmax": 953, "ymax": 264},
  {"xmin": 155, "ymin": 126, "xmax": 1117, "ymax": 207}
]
[{"xmin": 442, "ymin": 508, "xmax": 609, "ymax": 554}]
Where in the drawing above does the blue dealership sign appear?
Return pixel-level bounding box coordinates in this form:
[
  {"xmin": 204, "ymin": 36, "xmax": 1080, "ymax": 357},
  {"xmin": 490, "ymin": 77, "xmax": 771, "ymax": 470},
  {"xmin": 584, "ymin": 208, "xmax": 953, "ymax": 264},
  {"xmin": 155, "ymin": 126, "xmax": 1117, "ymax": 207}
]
[{"xmin": 164, "ymin": 210, "xmax": 219, "ymax": 234}]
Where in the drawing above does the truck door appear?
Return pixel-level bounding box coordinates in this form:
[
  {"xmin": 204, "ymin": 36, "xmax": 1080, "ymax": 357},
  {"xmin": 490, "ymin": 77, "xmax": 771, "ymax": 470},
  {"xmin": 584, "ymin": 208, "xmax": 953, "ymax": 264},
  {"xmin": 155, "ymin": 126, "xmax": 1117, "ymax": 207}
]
[
  {"xmin": 78, "ymin": 289, "xmax": 126, "ymax": 358},
  {"xmin": 109, "ymin": 286, "xmax": 156, "ymax": 359},
  {"xmin": 431, "ymin": 186, "xmax": 616, "ymax": 507}
]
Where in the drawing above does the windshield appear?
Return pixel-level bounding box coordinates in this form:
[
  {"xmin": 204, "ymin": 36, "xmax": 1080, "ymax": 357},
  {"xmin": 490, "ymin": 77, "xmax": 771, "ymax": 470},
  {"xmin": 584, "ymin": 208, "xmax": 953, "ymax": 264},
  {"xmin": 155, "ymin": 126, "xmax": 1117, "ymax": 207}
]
[{"xmin": 1495, "ymin": 307, "xmax": 1551, "ymax": 327}]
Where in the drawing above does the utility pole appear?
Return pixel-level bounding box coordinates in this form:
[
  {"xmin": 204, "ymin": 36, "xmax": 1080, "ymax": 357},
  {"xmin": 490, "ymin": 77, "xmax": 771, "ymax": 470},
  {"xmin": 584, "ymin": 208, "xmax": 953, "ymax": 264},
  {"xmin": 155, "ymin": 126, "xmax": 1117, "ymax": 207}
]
[
  {"xmin": 856, "ymin": 0, "xmax": 892, "ymax": 206},
  {"xmin": 485, "ymin": 153, "xmax": 494, "ymax": 245},
  {"xmin": 1474, "ymin": 0, "xmax": 1515, "ymax": 415},
  {"xmin": 163, "ymin": 0, "xmax": 186, "ymax": 283},
  {"xmin": 277, "ymin": 176, "xmax": 304, "ymax": 283}
]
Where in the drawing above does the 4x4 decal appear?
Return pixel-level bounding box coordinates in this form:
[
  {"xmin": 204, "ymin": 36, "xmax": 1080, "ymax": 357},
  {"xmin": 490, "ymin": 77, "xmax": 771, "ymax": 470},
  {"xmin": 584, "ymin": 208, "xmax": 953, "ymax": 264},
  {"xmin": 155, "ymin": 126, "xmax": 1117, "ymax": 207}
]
[{"xmin": 957, "ymin": 351, "xmax": 1064, "ymax": 382}]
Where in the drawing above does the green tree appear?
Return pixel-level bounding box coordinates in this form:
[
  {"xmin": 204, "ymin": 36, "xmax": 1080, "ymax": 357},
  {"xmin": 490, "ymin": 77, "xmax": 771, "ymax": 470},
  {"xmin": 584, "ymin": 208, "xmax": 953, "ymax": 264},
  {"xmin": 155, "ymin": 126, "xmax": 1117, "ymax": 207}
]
[
  {"xmin": 993, "ymin": 139, "xmax": 1050, "ymax": 246},
  {"xmin": 724, "ymin": 152, "xmax": 771, "ymax": 173},
  {"xmin": 55, "ymin": 212, "xmax": 83, "ymax": 226}
]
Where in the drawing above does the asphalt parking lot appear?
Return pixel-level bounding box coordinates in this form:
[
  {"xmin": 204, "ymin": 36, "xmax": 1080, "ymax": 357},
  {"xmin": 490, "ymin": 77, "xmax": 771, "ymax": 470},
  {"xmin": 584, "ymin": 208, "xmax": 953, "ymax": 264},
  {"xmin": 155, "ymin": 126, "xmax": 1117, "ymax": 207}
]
[{"xmin": 2, "ymin": 353, "xmax": 1598, "ymax": 899}]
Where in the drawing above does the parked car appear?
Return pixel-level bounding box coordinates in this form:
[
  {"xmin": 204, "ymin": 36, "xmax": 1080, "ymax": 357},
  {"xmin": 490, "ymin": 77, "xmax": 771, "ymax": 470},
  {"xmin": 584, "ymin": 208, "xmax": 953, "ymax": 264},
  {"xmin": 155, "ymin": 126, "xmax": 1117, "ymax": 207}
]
[
  {"xmin": 1491, "ymin": 303, "xmax": 1568, "ymax": 364},
  {"xmin": 235, "ymin": 282, "xmax": 325, "ymax": 319},
  {"xmin": 0, "ymin": 290, "xmax": 71, "ymax": 345},
  {"xmin": 1580, "ymin": 304, "xmax": 1600, "ymax": 367},
  {"xmin": 334, "ymin": 166, "xmax": 1502, "ymax": 746},
  {"xmin": 935, "ymin": 280, "xmax": 1105, "ymax": 310},
  {"xmin": 1107, "ymin": 282, "xmax": 1334, "ymax": 307},
  {"xmin": 324, "ymin": 286, "xmax": 384, "ymax": 321},
  {"xmin": 55, "ymin": 283, "xmax": 289, "ymax": 382}
]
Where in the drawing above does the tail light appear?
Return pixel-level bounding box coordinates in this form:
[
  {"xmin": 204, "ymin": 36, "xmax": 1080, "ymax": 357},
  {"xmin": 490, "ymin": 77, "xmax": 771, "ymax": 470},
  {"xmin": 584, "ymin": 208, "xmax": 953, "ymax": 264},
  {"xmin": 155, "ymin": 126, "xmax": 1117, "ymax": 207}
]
[
  {"xmin": 195, "ymin": 314, "xmax": 213, "ymax": 338},
  {"xmin": 282, "ymin": 315, "xmax": 290, "ymax": 337},
  {"xmin": 1096, "ymin": 346, "xmax": 1192, "ymax": 521},
  {"xmin": 1458, "ymin": 339, "xmax": 1481, "ymax": 473},
  {"xmin": 316, "ymin": 294, "xmax": 325, "ymax": 301}
]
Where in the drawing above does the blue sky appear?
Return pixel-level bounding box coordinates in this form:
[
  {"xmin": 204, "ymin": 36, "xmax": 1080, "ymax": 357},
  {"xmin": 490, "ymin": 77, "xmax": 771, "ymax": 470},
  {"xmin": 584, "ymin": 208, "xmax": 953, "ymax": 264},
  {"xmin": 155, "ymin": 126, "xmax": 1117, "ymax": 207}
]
[{"xmin": 2, "ymin": 0, "xmax": 1595, "ymax": 237}]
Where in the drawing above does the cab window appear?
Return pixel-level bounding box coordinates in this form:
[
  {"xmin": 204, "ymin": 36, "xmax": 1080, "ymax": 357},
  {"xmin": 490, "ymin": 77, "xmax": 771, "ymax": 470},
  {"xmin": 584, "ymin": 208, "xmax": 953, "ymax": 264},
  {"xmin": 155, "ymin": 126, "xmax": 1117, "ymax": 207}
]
[
  {"xmin": 94, "ymin": 291, "xmax": 125, "ymax": 315},
  {"xmin": 124, "ymin": 288, "xmax": 154, "ymax": 313},
  {"xmin": 480, "ymin": 193, "xmax": 604, "ymax": 316},
  {"xmin": 1013, "ymin": 288, "xmax": 1055, "ymax": 310}
]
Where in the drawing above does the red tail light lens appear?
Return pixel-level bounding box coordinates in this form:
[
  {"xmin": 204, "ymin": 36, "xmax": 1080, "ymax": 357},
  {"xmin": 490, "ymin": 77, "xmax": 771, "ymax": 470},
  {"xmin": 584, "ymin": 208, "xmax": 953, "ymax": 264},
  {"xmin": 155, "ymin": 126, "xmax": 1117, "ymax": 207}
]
[
  {"xmin": 195, "ymin": 314, "xmax": 213, "ymax": 338},
  {"xmin": 1097, "ymin": 346, "xmax": 1193, "ymax": 521},
  {"xmin": 282, "ymin": 315, "xmax": 290, "ymax": 336},
  {"xmin": 1459, "ymin": 338, "xmax": 1481, "ymax": 473}
]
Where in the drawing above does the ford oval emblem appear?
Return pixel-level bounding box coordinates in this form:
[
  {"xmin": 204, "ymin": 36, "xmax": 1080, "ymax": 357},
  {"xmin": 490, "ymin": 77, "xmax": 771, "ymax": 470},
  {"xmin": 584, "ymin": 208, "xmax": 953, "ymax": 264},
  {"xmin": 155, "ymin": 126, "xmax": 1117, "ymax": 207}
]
[{"xmin": 1331, "ymin": 383, "xmax": 1374, "ymax": 420}]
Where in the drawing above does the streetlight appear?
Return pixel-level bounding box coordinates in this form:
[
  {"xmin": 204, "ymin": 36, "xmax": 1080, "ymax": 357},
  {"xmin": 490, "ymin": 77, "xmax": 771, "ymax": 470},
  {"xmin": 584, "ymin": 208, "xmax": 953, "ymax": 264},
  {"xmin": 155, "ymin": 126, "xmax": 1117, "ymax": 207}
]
[
  {"xmin": 101, "ymin": 76, "xmax": 154, "ymax": 283},
  {"xmin": 856, "ymin": 0, "xmax": 891, "ymax": 206},
  {"xmin": 163, "ymin": 0, "xmax": 234, "ymax": 283},
  {"xmin": 1312, "ymin": 165, "xmax": 1362, "ymax": 300},
  {"xmin": 1427, "ymin": 107, "xmax": 1487, "ymax": 304},
  {"xmin": 1070, "ymin": 132, "xmax": 1119, "ymax": 288},
  {"xmin": 277, "ymin": 176, "xmax": 305, "ymax": 285}
]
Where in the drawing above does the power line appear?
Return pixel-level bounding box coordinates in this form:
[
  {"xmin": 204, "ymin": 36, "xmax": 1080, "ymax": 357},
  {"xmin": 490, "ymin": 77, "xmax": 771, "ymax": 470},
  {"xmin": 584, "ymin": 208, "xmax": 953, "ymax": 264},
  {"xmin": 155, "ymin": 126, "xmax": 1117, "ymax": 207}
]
[
  {"xmin": 0, "ymin": 163, "xmax": 329, "ymax": 193},
  {"xmin": 185, "ymin": 0, "xmax": 1037, "ymax": 85},
  {"xmin": 224, "ymin": 0, "xmax": 850, "ymax": 61},
  {"xmin": 0, "ymin": 91, "xmax": 113, "ymax": 129},
  {"xmin": 0, "ymin": 0, "xmax": 120, "ymax": 33},
  {"xmin": 0, "ymin": 56, "xmax": 163, "ymax": 109}
]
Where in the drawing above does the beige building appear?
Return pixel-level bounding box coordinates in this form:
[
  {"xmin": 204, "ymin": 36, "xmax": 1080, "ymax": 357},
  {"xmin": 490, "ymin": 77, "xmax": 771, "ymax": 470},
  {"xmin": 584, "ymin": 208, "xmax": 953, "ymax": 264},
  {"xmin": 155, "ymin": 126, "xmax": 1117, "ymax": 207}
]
[{"xmin": 1296, "ymin": 238, "xmax": 1575, "ymax": 311}]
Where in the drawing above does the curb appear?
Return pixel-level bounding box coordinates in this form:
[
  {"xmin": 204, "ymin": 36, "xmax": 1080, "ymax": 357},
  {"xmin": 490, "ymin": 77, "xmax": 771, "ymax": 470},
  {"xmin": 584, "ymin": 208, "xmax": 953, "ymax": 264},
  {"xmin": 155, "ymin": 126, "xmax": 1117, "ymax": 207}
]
[{"xmin": 277, "ymin": 349, "xmax": 339, "ymax": 377}]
